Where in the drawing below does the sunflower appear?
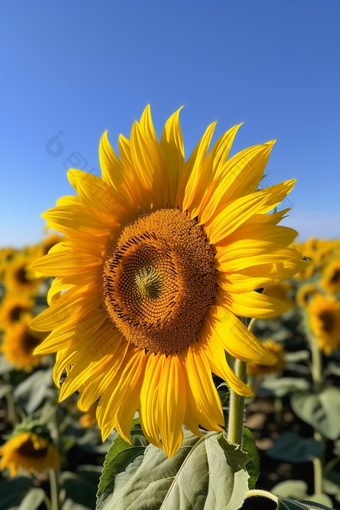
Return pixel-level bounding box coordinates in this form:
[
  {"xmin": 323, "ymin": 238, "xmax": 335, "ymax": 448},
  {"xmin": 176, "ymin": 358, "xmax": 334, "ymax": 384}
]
[
  {"xmin": 247, "ymin": 340, "xmax": 285, "ymax": 375},
  {"xmin": 263, "ymin": 282, "xmax": 293, "ymax": 310},
  {"xmin": 296, "ymin": 283, "xmax": 319, "ymax": 308},
  {"xmin": 31, "ymin": 106, "xmax": 308, "ymax": 457},
  {"xmin": 1, "ymin": 317, "xmax": 44, "ymax": 371},
  {"xmin": 6, "ymin": 253, "xmax": 43, "ymax": 295},
  {"xmin": 0, "ymin": 293, "xmax": 35, "ymax": 329},
  {"xmin": 321, "ymin": 260, "xmax": 340, "ymax": 294},
  {"xmin": 0, "ymin": 426, "xmax": 60, "ymax": 477},
  {"xmin": 309, "ymin": 294, "xmax": 340, "ymax": 355}
]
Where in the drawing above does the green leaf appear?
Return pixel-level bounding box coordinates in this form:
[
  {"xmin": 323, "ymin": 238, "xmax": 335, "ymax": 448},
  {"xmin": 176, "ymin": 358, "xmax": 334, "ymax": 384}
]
[
  {"xmin": 291, "ymin": 389, "xmax": 340, "ymax": 440},
  {"xmin": 0, "ymin": 354, "xmax": 14, "ymax": 375},
  {"xmin": 277, "ymin": 498, "xmax": 335, "ymax": 509},
  {"xmin": 217, "ymin": 382, "xmax": 229, "ymax": 406},
  {"xmin": 272, "ymin": 480, "xmax": 308, "ymax": 498},
  {"xmin": 262, "ymin": 377, "xmax": 310, "ymax": 397},
  {"xmin": 285, "ymin": 351, "xmax": 310, "ymax": 362},
  {"xmin": 60, "ymin": 471, "xmax": 98, "ymax": 509},
  {"xmin": 323, "ymin": 469, "xmax": 340, "ymax": 502},
  {"xmin": 17, "ymin": 488, "xmax": 45, "ymax": 510},
  {"xmin": 13, "ymin": 368, "xmax": 53, "ymax": 413},
  {"xmin": 267, "ymin": 431, "xmax": 325, "ymax": 463},
  {"xmin": 0, "ymin": 477, "xmax": 33, "ymax": 510},
  {"xmin": 0, "ymin": 383, "xmax": 12, "ymax": 399},
  {"xmin": 63, "ymin": 423, "xmax": 116, "ymax": 454},
  {"xmin": 77, "ymin": 465, "xmax": 103, "ymax": 486},
  {"xmin": 242, "ymin": 427, "xmax": 260, "ymax": 489},
  {"xmin": 309, "ymin": 494, "xmax": 334, "ymax": 507},
  {"xmin": 328, "ymin": 362, "xmax": 340, "ymax": 376},
  {"xmin": 97, "ymin": 423, "xmax": 148, "ymax": 504},
  {"xmin": 97, "ymin": 429, "xmax": 250, "ymax": 510},
  {"xmin": 62, "ymin": 501, "xmax": 92, "ymax": 510}
]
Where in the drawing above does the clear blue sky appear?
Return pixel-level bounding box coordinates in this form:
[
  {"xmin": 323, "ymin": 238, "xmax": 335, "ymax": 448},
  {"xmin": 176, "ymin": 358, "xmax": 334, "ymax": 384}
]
[{"xmin": 1, "ymin": 0, "xmax": 339, "ymax": 247}]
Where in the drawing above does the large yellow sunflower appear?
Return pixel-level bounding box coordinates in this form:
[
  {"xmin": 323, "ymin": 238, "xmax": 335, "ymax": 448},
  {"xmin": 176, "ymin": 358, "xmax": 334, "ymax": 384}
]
[
  {"xmin": 309, "ymin": 294, "xmax": 340, "ymax": 355},
  {"xmin": 1, "ymin": 317, "xmax": 44, "ymax": 371},
  {"xmin": 31, "ymin": 106, "xmax": 308, "ymax": 457},
  {"xmin": 0, "ymin": 427, "xmax": 60, "ymax": 477},
  {"xmin": 0, "ymin": 293, "xmax": 35, "ymax": 329}
]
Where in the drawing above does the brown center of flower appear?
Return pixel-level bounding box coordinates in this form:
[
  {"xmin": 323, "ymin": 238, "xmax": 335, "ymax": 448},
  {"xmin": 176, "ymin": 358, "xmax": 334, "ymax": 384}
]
[
  {"xmin": 21, "ymin": 331, "xmax": 41, "ymax": 354},
  {"xmin": 10, "ymin": 306, "xmax": 26, "ymax": 322},
  {"xmin": 102, "ymin": 209, "xmax": 216, "ymax": 354},
  {"xmin": 16, "ymin": 266, "xmax": 30, "ymax": 284},
  {"xmin": 319, "ymin": 311, "xmax": 335, "ymax": 334},
  {"xmin": 17, "ymin": 438, "xmax": 48, "ymax": 458},
  {"xmin": 330, "ymin": 269, "xmax": 340, "ymax": 284}
]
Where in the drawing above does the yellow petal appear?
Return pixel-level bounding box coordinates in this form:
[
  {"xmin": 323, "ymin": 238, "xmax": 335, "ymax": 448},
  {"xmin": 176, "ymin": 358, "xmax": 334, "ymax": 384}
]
[
  {"xmin": 186, "ymin": 345, "xmax": 224, "ymax": 428},
  {"xmin": 160, "ymin": 107, "xmax": 185, "ymax": 207},
  {"xmin": 216, "ymin": 288, "xmax": 291, "ymax": 319},
  {"xmin": 130, "ymin": 120, "xmax": 169, "ymax": 208},
  {"xmin": 99, "ymin": 131, "xmax": 135, "ymax": 205},
  {"xmin": 31, "ymin": 248, "xmax": 102, "ymax": 276},
  {"xmin": 67, "ymin": 169, "xmax": 128, "ymax": 225},
  {"xmin": 215, "ymin": 239, "xmax": 304, "ymax": 272},
  {"xmin": 158, "ymin": 354, "xmax": 187, "ymax": 458},
  {"xmin": 200, "ymin": 141, "xmax": 275, "ymax": 223},
  {"xmin": 42, "ymin": 205, "xmax": 110, "ymax": 238},
  {"xmin": 140, "ymin": 353, "xmax": 165, "ymax": 448},
  {"xmin": 30, "ymin": 285, "xmax": 101, "ymax": 332},
  {"xmin": 182, "ymin": 122, "xmax": 216, "ymax": 212},
  {"xmin": 203, "ymin": 335, "xmax": 253, "ymax": 396},
  {"xmin": 208, "ymin": 306, "xmax": 279, "ymax": 365}
]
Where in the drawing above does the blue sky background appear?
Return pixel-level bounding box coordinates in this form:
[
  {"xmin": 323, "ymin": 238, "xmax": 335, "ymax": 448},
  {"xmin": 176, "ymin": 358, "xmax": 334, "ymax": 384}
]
[{"xmin": 1, "ymin": 0, "xmax": 339, "ymax": 247}]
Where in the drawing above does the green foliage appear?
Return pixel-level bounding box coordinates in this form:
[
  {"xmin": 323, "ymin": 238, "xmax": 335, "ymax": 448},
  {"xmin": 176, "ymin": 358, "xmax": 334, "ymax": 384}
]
[
  {"xmin": 276, "ymin": 499, "xmax": 335, "ymax": 510},
  {"xmin": 242, "ymin": 427, "xmax": 260, "ymax": 489},
  {"xmin": 267, "ymin": 431, "xmax": 325, "ymax": 463},
  {"xmin": 97, "ymin": 428, "xmax": 250, "ymax": 510},
  {"xmin": 291, "ymin": 389, "xmax": 340, "ymax": 440},
  {"xmin": 17, "ymin": 488, "xmax": 45, "ymax": 510},
  {"xmin": 13, "ymin": 367, "xmax": 53, "ymax": 414},
  {"xmin": 0, "ymin": 477, "xmax": 33, "ymax": 510},
  {"xmin": 261, "ymin": 377, "xmax": 310, "ymax": 397},
  {"xmin": 60, "ymin": 470, "xmax": 100, "ymax": 510}
]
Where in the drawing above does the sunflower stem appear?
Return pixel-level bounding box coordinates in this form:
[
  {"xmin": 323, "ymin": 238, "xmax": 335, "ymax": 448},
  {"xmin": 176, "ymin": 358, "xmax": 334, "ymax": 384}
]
[
  {"xmin": 48, "ymin": 469, "xmax": 60, "ymax": 510},
  {"xmin": 43, "ymin": 494, "xmax": 52, "ymax": 510},
  {"xmin": 227, "ymin": 358, "xmax": 247, "ymax": 446}
]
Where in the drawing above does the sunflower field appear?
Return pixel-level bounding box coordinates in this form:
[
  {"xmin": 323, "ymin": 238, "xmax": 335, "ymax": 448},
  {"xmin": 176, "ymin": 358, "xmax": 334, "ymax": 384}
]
[{"xmin": 1, "ymin": 111, "xmax": 340, "ymax": 510}]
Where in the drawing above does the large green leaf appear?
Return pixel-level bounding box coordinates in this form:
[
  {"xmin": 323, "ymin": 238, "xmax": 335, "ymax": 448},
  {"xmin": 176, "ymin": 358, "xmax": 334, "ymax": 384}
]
[
  {"xmin": 97, "ymin": 428, "xmax": 249, "ymax": 510},
  {"xmin": 267, "ymin": 431, "xmax": 325, "ymax": 463},
  {"xmin": 291, "ymin": 389, "xmax": 340, "ymax": 440},
  {"xmin": 242, "ymin": 427, "xmax": 260, "ymax": 489},
  {"xmin": 0, "ymin": 477, "xmax": 33, "ymax": 510},
  {"xmin": 277, "ymin": 498, "xmax": 335, "ymax": 509},
  {"xmin": 262, "ymin": 377, "xmax": 310, "ymax": 397},
  {"xmin": 17, "ymin": 488, "xmax": 45, "ymax": 510}
]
